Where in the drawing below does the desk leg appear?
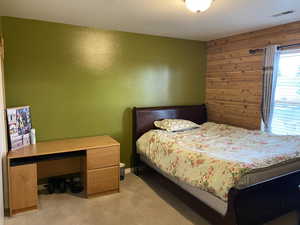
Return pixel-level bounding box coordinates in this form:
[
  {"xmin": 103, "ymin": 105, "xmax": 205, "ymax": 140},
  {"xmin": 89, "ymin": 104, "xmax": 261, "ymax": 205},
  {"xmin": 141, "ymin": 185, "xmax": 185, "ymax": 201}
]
[
  {"xmin": 81, "ymin": 155, "xmax": 88, "ymax": 198},
  {"xmin": 9, "ymin": 163, "xmax": 38, "ymax": 215}
]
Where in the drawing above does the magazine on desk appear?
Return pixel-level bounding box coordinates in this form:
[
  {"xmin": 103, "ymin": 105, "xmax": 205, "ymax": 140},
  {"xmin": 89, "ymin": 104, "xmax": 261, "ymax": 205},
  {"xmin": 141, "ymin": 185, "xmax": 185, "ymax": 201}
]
[{"xmin": 6, "ymin": 106, "xmax": 32, "ymax": 150}]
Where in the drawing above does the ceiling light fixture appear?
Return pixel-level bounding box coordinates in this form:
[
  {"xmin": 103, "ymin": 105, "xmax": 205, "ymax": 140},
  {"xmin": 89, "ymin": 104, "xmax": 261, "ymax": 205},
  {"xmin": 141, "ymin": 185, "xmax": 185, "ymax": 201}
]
[{"xmin": 184, "ymin": 0, "xmax": 214, "ymax": 13}]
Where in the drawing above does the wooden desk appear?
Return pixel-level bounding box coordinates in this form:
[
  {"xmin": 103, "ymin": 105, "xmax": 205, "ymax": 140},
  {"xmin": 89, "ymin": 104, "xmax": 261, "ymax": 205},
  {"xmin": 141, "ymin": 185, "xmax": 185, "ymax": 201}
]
[{"xmin": 7, "ymin": 135, "xmax": 120, "ymax": 216}]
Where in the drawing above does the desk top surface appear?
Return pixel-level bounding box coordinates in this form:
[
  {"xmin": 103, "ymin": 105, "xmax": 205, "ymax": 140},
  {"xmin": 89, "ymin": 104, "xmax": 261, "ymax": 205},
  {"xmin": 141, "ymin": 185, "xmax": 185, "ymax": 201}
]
[{"xmin": 7, "ymin": 135, "xmax": 120, "ymax": 159}]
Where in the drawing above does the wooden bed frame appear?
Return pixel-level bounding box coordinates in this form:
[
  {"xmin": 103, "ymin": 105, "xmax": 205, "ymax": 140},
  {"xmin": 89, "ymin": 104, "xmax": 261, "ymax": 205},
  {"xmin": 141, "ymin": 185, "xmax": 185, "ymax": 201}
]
[{"xmin": 132, "ymin": 104, "xmax": 300, "ymax": 225}]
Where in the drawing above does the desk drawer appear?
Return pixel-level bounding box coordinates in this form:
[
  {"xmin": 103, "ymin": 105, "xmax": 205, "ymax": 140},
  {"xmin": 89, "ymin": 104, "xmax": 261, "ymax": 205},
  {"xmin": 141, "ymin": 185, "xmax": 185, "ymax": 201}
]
[
  {"xmin": 87, "ymin": 146, "xmax": 119, "ymax": 170},
  {"xmin": 87, "ymin": 166, "xmax": 119, "ymax": 196}
]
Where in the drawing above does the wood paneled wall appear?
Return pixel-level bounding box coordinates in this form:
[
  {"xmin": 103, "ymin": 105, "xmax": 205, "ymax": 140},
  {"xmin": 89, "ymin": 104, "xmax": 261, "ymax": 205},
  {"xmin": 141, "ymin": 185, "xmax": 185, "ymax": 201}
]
[{"xmin": 206, "ymin": 21, "xmax": 300, "ymax": 129}]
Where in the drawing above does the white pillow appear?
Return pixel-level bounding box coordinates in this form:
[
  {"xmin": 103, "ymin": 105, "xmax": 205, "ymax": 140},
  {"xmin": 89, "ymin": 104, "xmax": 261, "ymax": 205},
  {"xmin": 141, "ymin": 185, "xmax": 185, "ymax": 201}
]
[{"xmin": 154, "ymin": 119, "xmax": 200, "ymax": 132}]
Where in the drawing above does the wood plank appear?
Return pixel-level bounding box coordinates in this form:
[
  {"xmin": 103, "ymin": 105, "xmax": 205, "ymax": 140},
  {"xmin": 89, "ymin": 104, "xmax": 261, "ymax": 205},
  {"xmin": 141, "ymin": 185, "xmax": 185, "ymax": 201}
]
[
  {"xmin": 206, "ymin": 70, "xmax": 263, "ymax": 79},
  {"xmin": 206, "ymin": 77, "xmax": 261, "ymax": 84},
  {"xmin": 207, "ymin": 48, "xmax": 263, "ymax": 61},
  {"xmin": 208, "ymin": 22, "xmax": 300, "ymax": 48},
  {"xmin": 206, "ymin": 80, "xmax": 262, "ymax": 89},
  {"xmin": 208, "ymin": 28, "xmax": 300, "ymax": 54},
  {"xmin": 206, "ymin": 95, "xmax": 261, "ymax": 105},
  {"xmin": 207, "ymin": 61, "xmax": 262, "ymax": 73},
  {"xmin": 207, "ymin": 55, "xmax": 263, "ymax": 66},
  {"xmin": 207, "ymin": 101, "xmax": 260, "ymax": 116},
  {"xmin": 208, "ymin": 115, "xmax": 260, "ymax": 130},
  {"xmin": 207, "ymin": 102, "xmax": 261, "ymax": 130},
  {"xmin": 206, "ymin": 20, "xmax": 300, "ymax": 130}
]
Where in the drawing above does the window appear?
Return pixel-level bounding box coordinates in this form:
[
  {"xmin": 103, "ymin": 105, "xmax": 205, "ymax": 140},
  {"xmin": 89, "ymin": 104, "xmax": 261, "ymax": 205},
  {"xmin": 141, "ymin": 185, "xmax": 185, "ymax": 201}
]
[{"xmin": 271, "ymin": 49, "xmax": 300, "ymax": 135}]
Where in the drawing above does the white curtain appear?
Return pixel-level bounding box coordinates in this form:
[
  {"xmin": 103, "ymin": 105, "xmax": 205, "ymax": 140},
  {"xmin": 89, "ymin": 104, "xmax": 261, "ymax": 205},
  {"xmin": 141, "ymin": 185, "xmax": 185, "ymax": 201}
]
[{"xmin": 261, "ymin": 45, "xmax": 280, "ymax": 132}]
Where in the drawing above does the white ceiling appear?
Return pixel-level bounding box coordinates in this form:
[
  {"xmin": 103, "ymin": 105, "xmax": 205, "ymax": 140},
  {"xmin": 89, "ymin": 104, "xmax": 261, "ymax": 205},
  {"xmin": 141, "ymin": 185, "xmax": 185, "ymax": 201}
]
[{"xmin": 0, "ymin": 0, "xmax": 300, "ymax": 41}]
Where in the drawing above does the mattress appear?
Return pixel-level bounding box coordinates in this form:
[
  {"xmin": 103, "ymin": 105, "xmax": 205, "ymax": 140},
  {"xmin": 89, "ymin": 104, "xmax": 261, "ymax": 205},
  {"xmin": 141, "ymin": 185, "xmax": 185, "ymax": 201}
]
[
  {"xmin": 140, "ymin": 154, "xmax": 228, "ymax": 215},
  {"xmin": 137, "ymin": 122, "xmax": 300, "ymax": 202},
  {"xmin": 237, "ymin": 158, "xmax": 300, "ymax": 188}
]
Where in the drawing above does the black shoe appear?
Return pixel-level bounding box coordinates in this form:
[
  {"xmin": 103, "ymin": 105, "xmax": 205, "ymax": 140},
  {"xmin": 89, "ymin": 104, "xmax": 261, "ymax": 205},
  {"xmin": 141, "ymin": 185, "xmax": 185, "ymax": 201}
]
[
  {"xmin": 58, "ymin": 179, "xmax": 67, "ymax": 193},
  {"xmin": 70, "ymin": 177, "xmax": 83, "ymax": 193},
  {"xmin": 47, "ymin": 181, "xmax": 55, "ymax": 194}
]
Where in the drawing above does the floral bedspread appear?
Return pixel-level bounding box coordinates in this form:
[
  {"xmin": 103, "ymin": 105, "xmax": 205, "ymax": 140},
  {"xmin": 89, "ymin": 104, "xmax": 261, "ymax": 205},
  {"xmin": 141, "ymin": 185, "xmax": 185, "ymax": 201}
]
[{"xmin": 136, "ymin": 122, "xmax": 300, "ymax": 201}]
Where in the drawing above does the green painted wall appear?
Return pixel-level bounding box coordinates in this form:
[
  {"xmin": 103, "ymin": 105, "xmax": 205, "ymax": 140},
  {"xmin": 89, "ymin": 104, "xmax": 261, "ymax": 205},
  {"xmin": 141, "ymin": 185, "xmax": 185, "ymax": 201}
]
[{"xmin": 2, "ymin": 17, "xmax": 206, "ymax": 167}]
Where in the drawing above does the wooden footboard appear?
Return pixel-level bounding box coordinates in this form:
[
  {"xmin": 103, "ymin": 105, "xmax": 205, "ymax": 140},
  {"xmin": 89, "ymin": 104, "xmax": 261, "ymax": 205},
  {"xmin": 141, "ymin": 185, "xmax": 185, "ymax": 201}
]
[
  {"xmin": 136, "ymin": 160, "xmax": 300, "ymax": 225},
  {"xmin": 226, "ymin": 170, "xmax": 300, "ymax": 225}
]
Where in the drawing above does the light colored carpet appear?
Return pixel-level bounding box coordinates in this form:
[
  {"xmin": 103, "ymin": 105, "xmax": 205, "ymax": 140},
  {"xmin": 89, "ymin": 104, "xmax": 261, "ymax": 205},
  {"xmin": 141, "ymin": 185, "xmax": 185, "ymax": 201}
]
[{"xmin": 5, "ymin": 173, "xmax": 299, "ymax": 225}]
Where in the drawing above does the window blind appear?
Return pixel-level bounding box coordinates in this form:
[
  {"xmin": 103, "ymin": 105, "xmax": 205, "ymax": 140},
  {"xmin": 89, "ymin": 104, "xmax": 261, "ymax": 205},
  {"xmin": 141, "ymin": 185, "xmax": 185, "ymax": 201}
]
[{"xmin": 271, "ymin": 49, "xmax": 300, "ymax": 135}]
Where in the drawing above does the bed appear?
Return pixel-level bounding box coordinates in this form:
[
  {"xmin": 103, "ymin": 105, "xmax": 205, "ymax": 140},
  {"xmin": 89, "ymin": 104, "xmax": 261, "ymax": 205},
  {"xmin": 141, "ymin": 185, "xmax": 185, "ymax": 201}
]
[{"xmin": 132, "ymin": 104, "xmax": 300, "ymax": 225}]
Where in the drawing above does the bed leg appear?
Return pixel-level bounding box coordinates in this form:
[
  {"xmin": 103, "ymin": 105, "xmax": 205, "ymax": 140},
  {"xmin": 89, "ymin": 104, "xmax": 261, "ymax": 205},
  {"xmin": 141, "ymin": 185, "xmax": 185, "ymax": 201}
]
[
  {"xmin": 133, "ymin": 153, "xmax": 142, "ymax": 176},
  {"xmin": 134, "ymin": 166, "xmax": 141, "ymax": 176},
  {"xmin": 296, "ymin": 209, "xmax": 300, "ymax": 225}
]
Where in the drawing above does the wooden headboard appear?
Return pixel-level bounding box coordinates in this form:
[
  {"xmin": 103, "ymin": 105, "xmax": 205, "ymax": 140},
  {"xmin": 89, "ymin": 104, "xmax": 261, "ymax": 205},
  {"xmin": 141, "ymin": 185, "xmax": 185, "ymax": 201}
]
[{"xmin": 132, "ymin": 104, "xmax": 207, "ymax": 160}]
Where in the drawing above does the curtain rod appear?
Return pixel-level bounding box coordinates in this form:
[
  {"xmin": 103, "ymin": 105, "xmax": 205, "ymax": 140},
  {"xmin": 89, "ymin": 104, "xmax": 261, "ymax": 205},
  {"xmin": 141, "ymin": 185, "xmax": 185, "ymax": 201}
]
[{"xmin": 249, "ymin": 43, "xmax": 300, "ymax": 54}]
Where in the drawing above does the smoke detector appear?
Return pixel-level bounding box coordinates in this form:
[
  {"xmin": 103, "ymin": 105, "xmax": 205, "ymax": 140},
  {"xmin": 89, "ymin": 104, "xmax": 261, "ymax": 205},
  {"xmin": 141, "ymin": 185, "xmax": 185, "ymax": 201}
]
[{"xmin": 272, "ymin": 10, "xmax": 295, "ymax": 17}]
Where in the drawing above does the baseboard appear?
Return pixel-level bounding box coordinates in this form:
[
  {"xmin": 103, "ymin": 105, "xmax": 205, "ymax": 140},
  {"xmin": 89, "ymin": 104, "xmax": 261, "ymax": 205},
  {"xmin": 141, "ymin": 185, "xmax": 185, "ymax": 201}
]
[{"xmin": 4, "ymin": 208, "xmax": 10, "ymax": 217}]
